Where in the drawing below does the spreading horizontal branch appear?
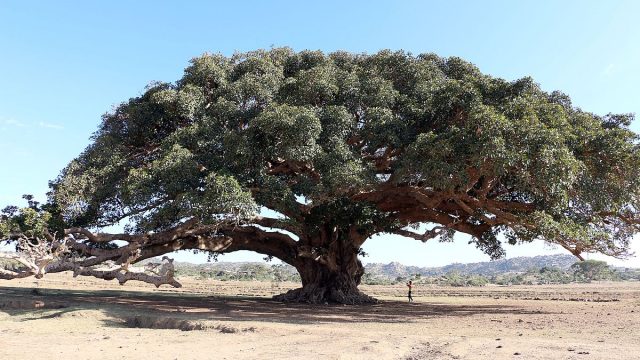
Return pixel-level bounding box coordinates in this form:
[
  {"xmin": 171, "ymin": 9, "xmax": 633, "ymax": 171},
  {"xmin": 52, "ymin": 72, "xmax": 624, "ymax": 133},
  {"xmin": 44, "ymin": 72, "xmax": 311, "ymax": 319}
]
[
  {"xmin": 251, "ymin": 216, "xmax": 302, "ymax": 235},
  {"xmin": 1, "ymin": 217, "xmax": 302, "ymax": 285},
  {"xmin": 352, "ymin": 183, "xmax": 534, "ymax": 238},
  {"xmin": 65, "ymin": 227, "xmax": 144, "ymax": 243},
  {"xmin": 392, "ymin": 226, "xmax": 447, "ymax": 243}
]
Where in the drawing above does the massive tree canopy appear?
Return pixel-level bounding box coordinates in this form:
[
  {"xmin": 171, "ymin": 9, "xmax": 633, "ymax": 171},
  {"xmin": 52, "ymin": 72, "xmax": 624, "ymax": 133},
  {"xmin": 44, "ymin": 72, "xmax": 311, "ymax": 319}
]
[{"xmin": 1, "ymin": 49, "xmax": 639, "ymax": 303}]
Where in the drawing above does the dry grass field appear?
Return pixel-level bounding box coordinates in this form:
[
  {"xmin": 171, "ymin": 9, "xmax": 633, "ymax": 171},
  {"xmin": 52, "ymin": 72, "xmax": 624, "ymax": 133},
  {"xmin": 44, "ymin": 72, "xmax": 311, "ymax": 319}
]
[{"xmin": 1, "ymin": 273, "xmax": 639, "ymax": 359}]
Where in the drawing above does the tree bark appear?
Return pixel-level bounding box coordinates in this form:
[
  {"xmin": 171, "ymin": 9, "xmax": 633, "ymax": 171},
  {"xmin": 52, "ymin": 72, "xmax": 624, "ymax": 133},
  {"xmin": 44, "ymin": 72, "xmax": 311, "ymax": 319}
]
[{"xmin": 273, "ymin": 226, "xmax": 377, "ymax": 304}]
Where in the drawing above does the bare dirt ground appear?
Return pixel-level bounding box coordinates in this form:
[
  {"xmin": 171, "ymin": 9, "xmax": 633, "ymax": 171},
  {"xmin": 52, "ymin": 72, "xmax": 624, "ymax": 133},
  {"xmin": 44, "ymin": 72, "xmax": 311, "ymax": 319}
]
[{"xmin": 1, "ymin": 273, "xmax": 639, "ymax": 360}]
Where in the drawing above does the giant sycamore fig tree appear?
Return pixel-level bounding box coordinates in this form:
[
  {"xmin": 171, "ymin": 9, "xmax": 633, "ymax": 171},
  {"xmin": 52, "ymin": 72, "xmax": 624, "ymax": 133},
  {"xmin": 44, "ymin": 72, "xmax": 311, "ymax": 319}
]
[{"xmin": 1, "ymin": 49, "xmax": 639, "ymax": 304}]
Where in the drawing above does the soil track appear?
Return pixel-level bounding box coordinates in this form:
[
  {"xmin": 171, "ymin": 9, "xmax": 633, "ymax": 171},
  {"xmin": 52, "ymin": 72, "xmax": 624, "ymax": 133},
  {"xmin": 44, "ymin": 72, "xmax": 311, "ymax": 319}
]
[{"xmin": 1, "ymin": 273, "xmax": 639, "ymax": 359}]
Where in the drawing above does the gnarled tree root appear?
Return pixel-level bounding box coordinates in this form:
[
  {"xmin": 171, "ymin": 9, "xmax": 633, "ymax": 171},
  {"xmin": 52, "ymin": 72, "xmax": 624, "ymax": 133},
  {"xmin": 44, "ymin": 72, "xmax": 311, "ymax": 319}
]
[{"xmin": 273, "ymin": 285, "xmax": 378, "ymax": 305}]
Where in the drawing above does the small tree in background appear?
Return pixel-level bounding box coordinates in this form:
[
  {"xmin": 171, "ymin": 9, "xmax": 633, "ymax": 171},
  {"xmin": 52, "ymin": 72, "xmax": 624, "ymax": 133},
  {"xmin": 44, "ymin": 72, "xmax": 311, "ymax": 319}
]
[
  {"xmin": 537, "ymin": 266, "xmax": 572, "ymax": 284},
  {"xmin": 571, "ymin": 260, "xmax": 616, "ymax": 282}
]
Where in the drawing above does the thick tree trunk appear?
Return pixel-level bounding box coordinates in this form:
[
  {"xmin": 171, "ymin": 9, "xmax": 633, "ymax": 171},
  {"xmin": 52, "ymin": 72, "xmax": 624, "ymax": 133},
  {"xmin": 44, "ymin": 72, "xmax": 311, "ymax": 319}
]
[
  {"xmin": 273, "ymin": 258, "xmax": 377, "ymax": 304},
  {"xmin": 273, "ymin": 227, "xmax": 377, "ymax": 304}
]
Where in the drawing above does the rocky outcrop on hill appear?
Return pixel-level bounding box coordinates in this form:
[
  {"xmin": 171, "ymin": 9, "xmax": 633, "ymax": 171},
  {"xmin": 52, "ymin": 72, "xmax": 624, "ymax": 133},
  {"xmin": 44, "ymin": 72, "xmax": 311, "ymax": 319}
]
[{"xmin": 364, "ymin": 254, "xmax": 578, "ymax": 279}]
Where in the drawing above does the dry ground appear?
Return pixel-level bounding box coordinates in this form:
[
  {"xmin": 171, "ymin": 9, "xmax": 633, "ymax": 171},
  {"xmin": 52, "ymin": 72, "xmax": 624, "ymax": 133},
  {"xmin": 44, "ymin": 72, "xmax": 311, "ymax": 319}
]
[{"xmin": 1, "ymin": 273, "xmax": 639, "ymax": 360}]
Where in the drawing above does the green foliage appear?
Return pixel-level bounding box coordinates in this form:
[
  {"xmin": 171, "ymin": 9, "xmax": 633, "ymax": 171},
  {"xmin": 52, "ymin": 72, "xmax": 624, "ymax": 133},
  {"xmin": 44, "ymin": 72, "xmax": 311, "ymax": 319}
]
[
  {"xmin": 438, "ymin": 272, "xmax": 490, "ymax": 287},
  {"xmin": 571, "ymin": 260, "xmax": 617, "ymax": 282},
  {"xmin": 174, "ymin": 262, "xmax": 301, "ymax": 282},
  {"xmin": 535, "ymin": 266, "xmax": 574, "ymax": 284},
  {"xmin": 252, "ymin": 105, "xmax": 322, "ymax": 162},
  {"xmin": 305, "ymin": 197, "xmax": 400, "ymax": 236},
  {"xmin": 165, "ymin": 259, "xmax": 638, "ymax": 286},
  {"xmin": 361, "ymin": 272, "xmax": 393, "ymax": 285},
  {"xmin": 35, "ymin": 48, "xmax": 639, "ymax": 261},
  {"xmin": 1, "ymin": 198, "xmax": 52, "ymax": 240},
  {"xmin": 491, "ymin": 266, "xmax": 574, "ymax": 285},
  {"xmin": 617, "ymin": 268, "xmax": 640, "ymax": 281},
  {"xmin": 363, "ymin": 255, "xmax": 634, "ymax": 286}
]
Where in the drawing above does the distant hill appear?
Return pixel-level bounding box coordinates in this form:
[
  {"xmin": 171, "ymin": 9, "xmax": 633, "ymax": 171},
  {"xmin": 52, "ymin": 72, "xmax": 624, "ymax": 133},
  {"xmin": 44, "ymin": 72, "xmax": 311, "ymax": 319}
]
[
  {"xmin": 3, "ymin": 253, "xmax": 639, "ymax": 285},
  {"xmin": 170, "ymin": 260, "xmax": 301, "ymax": 282},
  {"xmin": 167, "ymin": 254, "xmax": 580, "ymax": 280},
  {"xmin": 364, "ymin": 254, "xmax": 579, "ymax": 279}
]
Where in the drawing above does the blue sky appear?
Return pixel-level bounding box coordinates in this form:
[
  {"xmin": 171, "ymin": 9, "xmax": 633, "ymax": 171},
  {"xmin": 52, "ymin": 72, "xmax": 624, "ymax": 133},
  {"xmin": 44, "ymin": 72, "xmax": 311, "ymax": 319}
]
[{"xmin": 1, "ymin": 1, "xmax": 639, "ymax": 266}]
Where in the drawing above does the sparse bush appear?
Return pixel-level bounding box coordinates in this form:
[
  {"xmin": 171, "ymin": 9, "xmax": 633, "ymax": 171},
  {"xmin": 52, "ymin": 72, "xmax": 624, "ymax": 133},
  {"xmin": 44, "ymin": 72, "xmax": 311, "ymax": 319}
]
[
  {"xmin": 616, "ymin": 268, "xmax": 640, "ymax": 281},
  {"xmin": 362, "ymin": 272, "xmax": 393, "ymax": 285},
  {"xmin": 465, "ymin": 275, "xmax": 489, "ymax": 287},
  {"xmin": 174, "ymin": 262, "xmax": 300, "ymax": 282},
  {"xmin": 571, "ymin": 260, "xmax": 617, "ymax": 282},
  {"xmin": 437, "ymin": 272, "xmax": 489, "ymax": 287}
]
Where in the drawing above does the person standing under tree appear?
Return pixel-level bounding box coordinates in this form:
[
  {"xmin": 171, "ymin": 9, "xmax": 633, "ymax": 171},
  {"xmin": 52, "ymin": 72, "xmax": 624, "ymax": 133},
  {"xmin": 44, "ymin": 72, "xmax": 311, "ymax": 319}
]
[{"xmin": 406, "ymin": 280, "xmax": 414, "ymax": 302}]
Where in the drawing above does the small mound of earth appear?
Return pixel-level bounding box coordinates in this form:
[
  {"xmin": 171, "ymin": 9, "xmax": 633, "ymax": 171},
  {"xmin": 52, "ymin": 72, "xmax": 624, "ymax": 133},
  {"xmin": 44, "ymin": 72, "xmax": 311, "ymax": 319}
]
[
  {"xmin": 124, "ymin": 315, "xmax": 210, "ymax": 331},
  {"xmin": 59, "ymin": 309, "xmax": 104, "ymax": 318},
  {"xmin": 215, "ymin": 324, "xmax": 257, "ymax": 334},
  {"xmin": 0, "ymin": 299, "xmax": 44, "ymax": 310},
  {"xmin": 0, "ymin": 299, "xmax": 68, "ymax": 310},
  {"xmin": 123, "ymin": 315, "xmax": 257, "ymax": 333}
]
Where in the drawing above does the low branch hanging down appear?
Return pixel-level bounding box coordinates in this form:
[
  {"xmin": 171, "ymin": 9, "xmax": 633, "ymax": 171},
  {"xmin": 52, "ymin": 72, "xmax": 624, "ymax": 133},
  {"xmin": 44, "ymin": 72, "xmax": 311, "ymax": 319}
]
[
  {"xmin": 0, "ymin": 219, "xmax": 301, "ymax": 287},
  {"xmin": 0, "ymin": 234, "xmax": 181, "ymax": 287}
]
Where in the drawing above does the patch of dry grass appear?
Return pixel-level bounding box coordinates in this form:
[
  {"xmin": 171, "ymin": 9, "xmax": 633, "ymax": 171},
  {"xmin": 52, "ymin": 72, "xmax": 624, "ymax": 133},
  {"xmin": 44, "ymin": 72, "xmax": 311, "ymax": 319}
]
[
  {"xmin": 123, "ymin": 315, "xmax": 257, "ymax": 333},
  {"xmin": 123, "ymin": 315, "xmax": 209, "ymax": 331}
]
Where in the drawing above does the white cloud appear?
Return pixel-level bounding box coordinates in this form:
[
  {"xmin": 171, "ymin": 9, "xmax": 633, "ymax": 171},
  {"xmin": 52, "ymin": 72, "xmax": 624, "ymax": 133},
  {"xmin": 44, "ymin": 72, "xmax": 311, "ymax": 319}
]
[
  {"xmin": 2, "ymin": 118, "xmax": 27, "ymax": 127},
  {"xmin": 0, "ymin": 117, "xmax": 64, "ymax": 130},
  {"xmin": 38, "ymin": 121, "xmax": 64, "ymax": 130}
]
